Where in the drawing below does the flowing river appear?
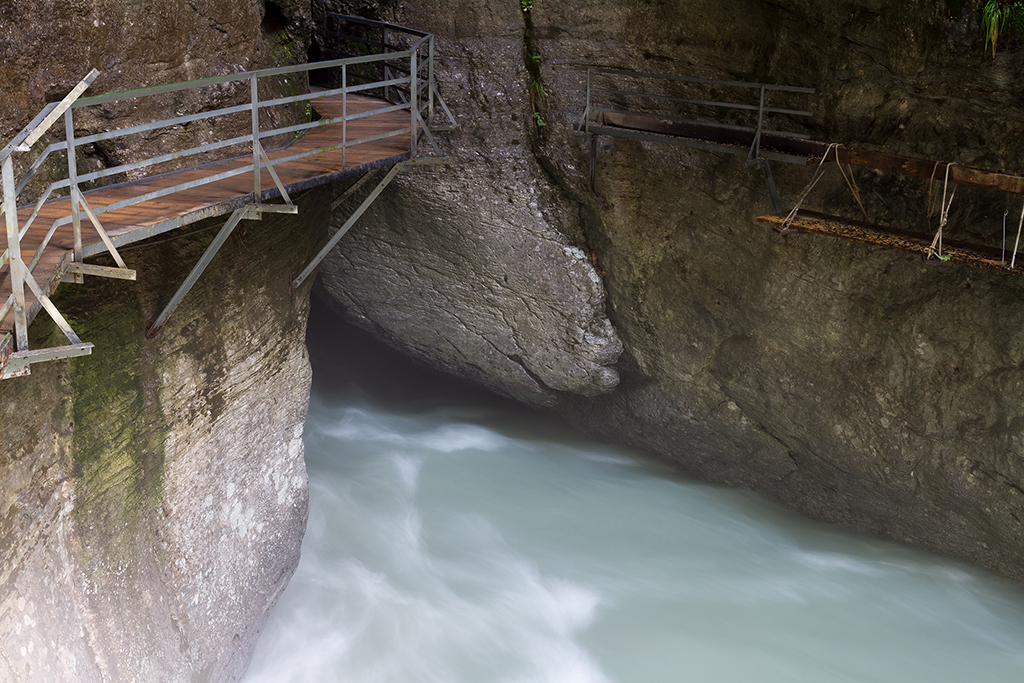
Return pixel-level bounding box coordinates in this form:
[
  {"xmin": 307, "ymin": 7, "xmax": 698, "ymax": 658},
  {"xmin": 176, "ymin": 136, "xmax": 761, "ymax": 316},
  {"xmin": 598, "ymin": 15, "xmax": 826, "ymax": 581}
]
[{"xmin": 244, "ymin": 305, "xmax": 1024, "ymax": 682}]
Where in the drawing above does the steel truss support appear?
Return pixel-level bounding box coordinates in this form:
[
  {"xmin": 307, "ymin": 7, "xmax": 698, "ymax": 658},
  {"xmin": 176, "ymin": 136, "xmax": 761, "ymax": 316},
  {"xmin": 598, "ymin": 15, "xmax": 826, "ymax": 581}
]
[
  {"xmin": 745, "ymin": 85, "xmax": 783, "ymax": 214},
  {"xmin": 754, "ymin": 158, "xmax": 782, "ymax": 213},
  {"xmin": 145, "ymin": 203, "xmax": 297, "ymax": 338},
  {"xmin": 291, "ymin": 162, "xmax": 407, "ymax": 289}
]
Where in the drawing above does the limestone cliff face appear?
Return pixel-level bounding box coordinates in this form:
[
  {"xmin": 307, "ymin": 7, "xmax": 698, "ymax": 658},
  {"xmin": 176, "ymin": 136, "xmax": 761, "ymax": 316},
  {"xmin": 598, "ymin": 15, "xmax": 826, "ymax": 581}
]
[
  {"xmin": 0, "ymin": 2, "xmax": 321, "ymax": 681},
  {"xmin": 0, "ymin": 0, "xmax": 312, "ymax": 145},
  {"xmin": 318, "ymin": 0, "xmax": 1024, "ymax": 581},
  {"xmin": 0, "ymin": 189, "xmax": 330, "ymax": 681}
]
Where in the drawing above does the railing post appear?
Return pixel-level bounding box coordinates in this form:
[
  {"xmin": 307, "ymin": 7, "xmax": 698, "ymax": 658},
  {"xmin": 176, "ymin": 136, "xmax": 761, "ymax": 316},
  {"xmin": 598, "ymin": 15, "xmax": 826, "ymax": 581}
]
[
  {"xmin": 747, "ymin": 84, "xmax": 767, "ymax": 165},
  {"xmin": 410, "ymin": 48, "xmax": 418, "ymax": 158},
  {"xmin": 3, "ymin": 157, "xmax": 28, "ymax": 351},
  {"xmin": 585, "ymin": 68, "xmax": 592, "ymax": 134},
  {"xmin": 251, "ymin": 75, "xmax": 261, "ymax": 202},
  {"xmin": 64, "ymin": 108, "xmax": 83, "ymax": 264},
  {"xmin": 428, "ymin": 36, "xmax": 435, "ymax": 126},
  {"xmin": 342, "ymin": 64, "xmax": 347, "ymax": 170},
  {"xmin": 382, "ymin": 27, "xmax": 391, "ymax": 102}
]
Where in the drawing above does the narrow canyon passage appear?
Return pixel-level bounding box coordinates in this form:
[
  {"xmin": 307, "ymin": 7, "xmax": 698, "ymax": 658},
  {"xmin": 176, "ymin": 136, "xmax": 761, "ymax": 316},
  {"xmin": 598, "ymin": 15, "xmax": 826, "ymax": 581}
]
[{"xmin": 242, "ymin": 299, "xmax": 1024, "ymax": 682}]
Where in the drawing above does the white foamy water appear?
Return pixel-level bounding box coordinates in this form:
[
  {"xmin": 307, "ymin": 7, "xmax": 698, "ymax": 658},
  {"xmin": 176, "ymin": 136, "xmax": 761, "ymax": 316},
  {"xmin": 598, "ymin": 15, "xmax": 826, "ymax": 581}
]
[{"xmin": 244, "ymin": 312, "xmax": 1024, "ymax": 683}]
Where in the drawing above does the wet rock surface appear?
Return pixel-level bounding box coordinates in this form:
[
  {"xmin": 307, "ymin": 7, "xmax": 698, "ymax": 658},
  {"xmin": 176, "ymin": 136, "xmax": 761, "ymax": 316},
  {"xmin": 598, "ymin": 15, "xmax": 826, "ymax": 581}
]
[{"xmin": 0, "ymin": 193, "xmax": 328, "ymax": 681}]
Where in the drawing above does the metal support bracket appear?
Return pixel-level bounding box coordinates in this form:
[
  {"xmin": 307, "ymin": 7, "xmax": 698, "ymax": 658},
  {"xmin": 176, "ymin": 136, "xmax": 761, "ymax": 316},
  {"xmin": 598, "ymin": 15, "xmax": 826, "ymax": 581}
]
[
  {"xmin": 1, "ymin": 343, "xmax": 94, "ymax": 379},
  {"xmin": 77, "ymin": 192, "xmax": 129, "ymax": 268},
  {"xmin": 146, "ymin": 204, "xmax": 263, "ymax": 338},
  {"xmin": 65, "ymin": 262, "xmax": 137, "ymax": 280},
  {"xmin": 745, "ymin": 85, "xmax": 768, "ymax": 168},
  {"xmin": 413, "ymin": 109, "xmax": 442, "ymax": 158},
  {"xmin": 21, "ymin": 260, "xmax": 84, "ymax": 345},
  {"xmin": 291, "ymin": 162, "xmax": 407, "ymax": 289},
  {"xmin": 256, "ymin": 141, "xmax": 294, "ymax": 205}
]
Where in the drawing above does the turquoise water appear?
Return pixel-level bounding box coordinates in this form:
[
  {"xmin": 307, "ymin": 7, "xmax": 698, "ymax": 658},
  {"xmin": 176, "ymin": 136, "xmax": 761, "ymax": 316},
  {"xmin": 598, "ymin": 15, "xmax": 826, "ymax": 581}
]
[{"xmin": 244, "ymin": 310, "xmax": 1024, "ymax": 683}]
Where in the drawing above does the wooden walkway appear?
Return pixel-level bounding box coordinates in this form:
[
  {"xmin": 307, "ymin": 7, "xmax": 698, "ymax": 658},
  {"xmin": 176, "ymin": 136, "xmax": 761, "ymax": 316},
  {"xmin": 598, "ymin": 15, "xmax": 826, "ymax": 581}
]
[{"xmin": 1, "ymin": 93, "xmax": 410, "ymax": 356}]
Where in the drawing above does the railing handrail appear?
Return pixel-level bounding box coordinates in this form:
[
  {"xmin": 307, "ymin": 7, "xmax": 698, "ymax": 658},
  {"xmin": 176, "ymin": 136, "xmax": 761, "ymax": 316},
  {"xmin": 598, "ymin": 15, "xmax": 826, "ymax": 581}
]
[
  {"xmin": 11, "ymin": 26, "xmax": 448, "ymax": 210},
  {"xmin": 74, "ymin": 50, "xmax": 417, "ymax": 108},
  {"xmin": 589, "ymin": 86, "xmax": 813, "ymax": 118},
  {"xmin": 9, "ymin": 68, "xmax": 412, "ymax": 215},
  {"xmin": 580, "ymin": 66, "xmax": 814, "ymax": 209},
  {"xmin": 2, "ymin": 14, "xmax": 455, "ymax": 377},
  {"xmin": 581, "ymin": 66, "xmax": 814, "ymax": 142}
]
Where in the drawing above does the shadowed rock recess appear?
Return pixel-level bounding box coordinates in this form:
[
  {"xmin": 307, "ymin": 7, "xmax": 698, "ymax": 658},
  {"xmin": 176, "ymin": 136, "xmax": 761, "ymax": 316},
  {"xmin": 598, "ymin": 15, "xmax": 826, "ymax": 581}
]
[
  {"xmin": 317, "ymin": 0, "xmax": 1024, "ymax": 582},
  {"xmin": 0, "ymin": 1, "xmax": 320, "ymax": 681}
]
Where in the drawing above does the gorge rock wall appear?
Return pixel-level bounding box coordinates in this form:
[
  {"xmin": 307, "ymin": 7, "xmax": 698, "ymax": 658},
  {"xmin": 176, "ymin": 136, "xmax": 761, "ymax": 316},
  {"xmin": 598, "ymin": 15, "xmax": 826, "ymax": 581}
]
[
  {"xmin": 318, "ymin": 0, "xmax": 1024, "ymax": 581},
  {"xmin": 0, "ymin": 199, "xmax": 323, "ymax": 681},
  {"xmin": 1, "ymin": 1, "xmax": 322, "ymax": 680}
]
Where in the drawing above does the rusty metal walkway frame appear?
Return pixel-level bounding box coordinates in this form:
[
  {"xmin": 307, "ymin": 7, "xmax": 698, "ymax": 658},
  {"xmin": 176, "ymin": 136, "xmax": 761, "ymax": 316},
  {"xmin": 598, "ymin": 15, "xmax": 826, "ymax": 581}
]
[
  {"xmin": 576, "ymin": 67, "xmax": 815, "ymax": 211},
  {"xmin": 1, "ymin": 14, "xmax": 455, "ymax": 379}
]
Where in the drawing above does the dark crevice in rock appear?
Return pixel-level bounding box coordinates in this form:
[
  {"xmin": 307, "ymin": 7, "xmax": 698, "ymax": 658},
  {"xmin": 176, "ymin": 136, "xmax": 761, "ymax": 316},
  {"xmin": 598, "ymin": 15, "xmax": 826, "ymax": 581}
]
[{"xmin": 262, "ymin": 2, "xmax": 289, "ymax": 34}]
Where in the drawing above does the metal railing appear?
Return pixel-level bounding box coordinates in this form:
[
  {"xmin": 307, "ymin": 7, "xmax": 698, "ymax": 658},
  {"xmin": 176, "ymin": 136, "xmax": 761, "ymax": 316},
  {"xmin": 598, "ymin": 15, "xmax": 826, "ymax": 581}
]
[
  {"xmin": 578, "ymin": 68, "xmax": 814, "ymax": 209},
  {"xmin": 578, "ymin": 67, "xmax": 814, "ymax": 157},
  {"xmin": 1, "ymin": 14, "xmax": 456, "ymax": 378}
]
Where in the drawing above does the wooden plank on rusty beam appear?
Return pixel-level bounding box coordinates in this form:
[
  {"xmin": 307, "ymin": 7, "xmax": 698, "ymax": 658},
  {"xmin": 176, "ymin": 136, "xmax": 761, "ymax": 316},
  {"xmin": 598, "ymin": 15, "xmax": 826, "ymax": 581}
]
[{"xmin": 756, "ymin": 210, "xmax": 1024, "ymax": 275}]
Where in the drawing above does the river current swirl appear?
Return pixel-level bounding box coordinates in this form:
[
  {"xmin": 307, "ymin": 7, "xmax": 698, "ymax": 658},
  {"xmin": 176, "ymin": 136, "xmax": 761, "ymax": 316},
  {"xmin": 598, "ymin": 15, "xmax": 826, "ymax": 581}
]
[{"xmin": 244, "ymin": 309, "xmax": 1024, "ymax": 683}]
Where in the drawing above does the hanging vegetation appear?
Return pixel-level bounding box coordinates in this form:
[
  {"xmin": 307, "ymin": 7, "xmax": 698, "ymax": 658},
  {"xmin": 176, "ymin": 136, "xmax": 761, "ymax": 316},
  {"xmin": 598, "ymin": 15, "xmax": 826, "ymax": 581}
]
[{"xmin": 983, "ymin": 0, "xmax": 1024, "ymax": 56}]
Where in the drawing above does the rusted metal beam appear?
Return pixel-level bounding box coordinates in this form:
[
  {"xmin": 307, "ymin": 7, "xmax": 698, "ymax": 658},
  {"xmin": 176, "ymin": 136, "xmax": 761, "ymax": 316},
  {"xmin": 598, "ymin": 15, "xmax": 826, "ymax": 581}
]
[{"xmin": 757, "ymin": 210, "xmax": 1024, "ymax": 275}]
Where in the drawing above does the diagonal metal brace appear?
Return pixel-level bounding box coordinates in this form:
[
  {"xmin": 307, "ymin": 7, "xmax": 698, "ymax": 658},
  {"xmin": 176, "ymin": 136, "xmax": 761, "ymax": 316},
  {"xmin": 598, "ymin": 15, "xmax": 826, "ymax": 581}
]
[
  {"xmin": 291, "ymin": 162, "xmax": 407, "ymax": 289},
  {"xmin": 146, "ymin": 205, "xmax": 260, "ymax": 338},
  {"xmin": 256, "ymin": 141, "xmax": 294, "ymax": 206},
  {"xmin": 20, "ymin": 261, "xmax": 84, "ymax": 344},
  {"xmin": 77, "ymin": 192, "xmax": 129, "ymax": 269}
]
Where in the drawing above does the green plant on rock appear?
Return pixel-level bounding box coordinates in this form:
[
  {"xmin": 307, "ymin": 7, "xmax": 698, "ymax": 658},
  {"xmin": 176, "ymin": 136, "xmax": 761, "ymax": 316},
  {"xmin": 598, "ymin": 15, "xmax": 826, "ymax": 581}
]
[
  {"xmin": 532, "ymin": 79, "xmax": 545, "ymax": 103},
  {"xmin": 983, "ymin": 0, "xmax": 1024, "ymax": 56},
  {"xmin": 530, "ymin": 80, "xmax": 546, "ymax": 128},
  {"xmin": 521, "ymin": 0, "xmax": 533, "ymax": 12}
]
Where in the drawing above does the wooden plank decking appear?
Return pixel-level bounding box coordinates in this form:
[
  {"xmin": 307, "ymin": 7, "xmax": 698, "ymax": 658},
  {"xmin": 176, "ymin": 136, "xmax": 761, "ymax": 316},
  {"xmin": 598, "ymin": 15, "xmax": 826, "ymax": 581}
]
[{"xmin": 1, "ymin": 93, "xmax": 411, "ymax": 354}]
